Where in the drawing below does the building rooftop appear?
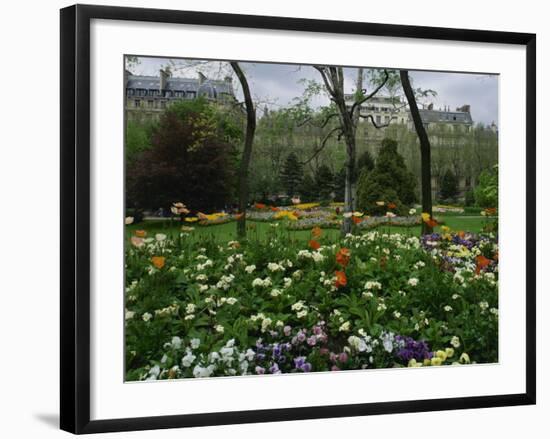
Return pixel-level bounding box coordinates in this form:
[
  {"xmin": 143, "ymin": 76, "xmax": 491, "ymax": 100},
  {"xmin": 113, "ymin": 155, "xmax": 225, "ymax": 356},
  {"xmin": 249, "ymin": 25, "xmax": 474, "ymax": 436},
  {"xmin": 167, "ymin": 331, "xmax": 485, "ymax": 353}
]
[
  {"xmin": 126, "ymin": 72, "xmax": 234, "ymax": 98},
  {"xmin": 416, "ymin": 109, "xmax": 473, "ymax": 125}
]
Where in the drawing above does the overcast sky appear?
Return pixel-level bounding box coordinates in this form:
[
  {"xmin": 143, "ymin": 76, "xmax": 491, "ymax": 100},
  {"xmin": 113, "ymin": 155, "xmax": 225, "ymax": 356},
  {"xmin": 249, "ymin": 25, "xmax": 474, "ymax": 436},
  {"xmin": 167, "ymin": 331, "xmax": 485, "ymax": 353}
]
[{"xmin": 129, "ymin": 56, "xmax": 499, "ymax": 126}]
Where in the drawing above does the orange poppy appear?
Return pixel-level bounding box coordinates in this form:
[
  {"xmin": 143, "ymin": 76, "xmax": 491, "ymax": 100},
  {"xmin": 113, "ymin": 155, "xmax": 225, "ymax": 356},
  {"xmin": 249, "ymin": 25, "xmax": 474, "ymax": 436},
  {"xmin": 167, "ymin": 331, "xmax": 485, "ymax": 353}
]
[
  {"xmin": 270, "ymin": 206, "xmax": 280, "ymax": 212},
  {"xmin": 334, "ymin": 270, "xmax": 347, "ymax": 288},
  {"xmin": 475, "ymin": 255, "xmax": 491, "ymax": 274},
  {"xmin": 151, "ymin": 256, "xmax": 166, "ymax": 270},
  {"xmin": 311, "ymin": 226, "xmax": 322, "ymax": 238},
  {"xmin": 135, "ymin": 230, "xmax": 147, "ymax": 238},
  {"xmin": 352, "ymin": 216, "xmax": 362, "ymax": 225},
  {"xmin": 309, "ymin": 239, "xmax": 321, "ymax": 250},
  {"xmin": 255, "ymin": 203, "xmax": 266, "ymax": 209},
  {"xmin": 426, "ymin": 218, "xmax": 438, "ymax": 228},
  {"xmin": 387, "ymin": 202, "xmax": 397, "ymax": 209},
  {"xmin": 336, "ymin": 248, "xmax": 351, "ymax": 267}
]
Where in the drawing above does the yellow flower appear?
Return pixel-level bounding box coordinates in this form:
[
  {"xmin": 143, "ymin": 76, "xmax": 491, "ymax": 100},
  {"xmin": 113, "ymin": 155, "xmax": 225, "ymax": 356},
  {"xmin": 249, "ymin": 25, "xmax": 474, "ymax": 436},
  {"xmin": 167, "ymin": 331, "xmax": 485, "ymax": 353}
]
[
  {"xmin": 445, "ymin": 348, "xmax": 455, "ymax": 358},
  {"xmin": 423, "ymin": 358, "xmax": 432, "ymax": 366},
  {"xmin": 431, "ymin": 357, "xmax": 443, "ymax": 366},
  {"xmin": 459, "ymin": 353, "xmax": 471, "ymax": 364},
  {"xmin": 421, "ymin": 212, "xmax": 431, "ymax": 222},
  {"xmin": 376, "ymin": 201, "xmax": 385, "ymax": 206},
  {"xmin": 352, "ymin": 211, "xmax": 364, "ymax": 217},
  {"xmin": 185, "ymin": 217, "xmax": 199, "ymax": 222},
  {"xmin": 435, "ymin": 350, "xmax": 448, "ymax": 361},
  {"xmin": 408, "ymin": 359, "xmax": 423, "ymax": 367},
  {"xmin": 441, "ymin": 225, "xmax": 451, "ymax": 233}
]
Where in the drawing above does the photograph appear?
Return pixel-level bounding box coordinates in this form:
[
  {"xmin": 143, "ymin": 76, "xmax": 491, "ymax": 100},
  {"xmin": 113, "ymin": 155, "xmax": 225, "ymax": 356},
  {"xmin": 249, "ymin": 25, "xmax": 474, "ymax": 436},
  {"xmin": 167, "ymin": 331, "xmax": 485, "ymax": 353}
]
[{"xmin": 123, "ymin": 55, "xmax": 499, "ymax": 381}]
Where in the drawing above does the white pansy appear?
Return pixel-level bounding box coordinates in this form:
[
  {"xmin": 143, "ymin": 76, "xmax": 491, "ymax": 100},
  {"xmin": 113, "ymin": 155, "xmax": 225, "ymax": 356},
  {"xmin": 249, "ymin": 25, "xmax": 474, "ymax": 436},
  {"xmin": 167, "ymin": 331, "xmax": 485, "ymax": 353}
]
[{"xmin": 142, "ymin": 312, "xmax": 152, "ymax": 322}]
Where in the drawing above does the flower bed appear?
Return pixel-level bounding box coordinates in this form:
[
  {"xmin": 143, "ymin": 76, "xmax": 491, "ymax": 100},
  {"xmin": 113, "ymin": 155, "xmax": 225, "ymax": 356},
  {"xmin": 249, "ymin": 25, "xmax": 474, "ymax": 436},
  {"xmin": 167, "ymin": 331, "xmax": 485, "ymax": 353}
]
[{"xmin": 125, "ymin": 228, "xmax": 498, "ymax": 381}]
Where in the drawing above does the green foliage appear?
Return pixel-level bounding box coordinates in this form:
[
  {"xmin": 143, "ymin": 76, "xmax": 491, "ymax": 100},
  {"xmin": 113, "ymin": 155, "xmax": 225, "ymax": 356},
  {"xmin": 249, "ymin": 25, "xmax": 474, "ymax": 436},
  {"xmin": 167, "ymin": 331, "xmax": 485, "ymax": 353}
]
[
  {"xmin": 299, "ymin": 173, "xmax": 318, "ymax": 202},
  {"xmin": 356, "ymin": 138, "xmax": 417, "ymax": 215},
  {"xmin": 439, "ymin": 169, "xmax": 459, "ymax": 201},
  {"xmin": 125, "ymin": 119, "xmax": 157, "ymax": 164},
  {"xmin": 315, "ymin": 164, "xmax": 334, "ymax": 200},
  {"xmin": 126, "ymin": 98, "xmax": 239, "ymax": 211},
  {"xmin": 474, "ymin": 165, "xmax": 498, "ymax": 208},
  {"xmin": 464, "ymin": 189, "xmax": 476, "ymax": 207},
  {"xmin": 280, "ymin": 152, "xmax": 303, "ymax": 196},
  {"xmin": 357, "ymin": 150, "xmax": 375, "ymax": 173},
  {"xmin": 333, "ymin": 168, "xmax": 346, "ymax": 202}
]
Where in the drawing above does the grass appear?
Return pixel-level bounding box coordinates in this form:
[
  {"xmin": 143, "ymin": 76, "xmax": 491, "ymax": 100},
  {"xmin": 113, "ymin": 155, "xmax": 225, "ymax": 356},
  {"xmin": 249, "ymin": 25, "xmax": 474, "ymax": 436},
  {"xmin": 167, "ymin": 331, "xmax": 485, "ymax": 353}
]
[{"xmin": 127, "ymin": 215, "xmax": 489, "ymax": 243}]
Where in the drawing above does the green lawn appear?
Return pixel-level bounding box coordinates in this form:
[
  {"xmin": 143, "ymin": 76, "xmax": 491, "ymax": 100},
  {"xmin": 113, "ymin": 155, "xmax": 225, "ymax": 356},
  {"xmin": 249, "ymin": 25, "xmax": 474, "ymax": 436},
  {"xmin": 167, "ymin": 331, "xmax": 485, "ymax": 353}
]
[{"xmin": 127, "ymin": 215, "xmax": 488, "ymax": 243}]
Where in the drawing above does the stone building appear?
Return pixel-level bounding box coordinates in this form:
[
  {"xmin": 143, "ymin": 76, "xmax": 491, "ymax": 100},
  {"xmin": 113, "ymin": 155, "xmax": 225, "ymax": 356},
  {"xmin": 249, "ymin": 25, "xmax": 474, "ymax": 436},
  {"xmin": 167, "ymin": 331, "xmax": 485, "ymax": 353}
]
[{"xmin": 124, "ymin": 69, "xmax": 236, "ymax": 121}]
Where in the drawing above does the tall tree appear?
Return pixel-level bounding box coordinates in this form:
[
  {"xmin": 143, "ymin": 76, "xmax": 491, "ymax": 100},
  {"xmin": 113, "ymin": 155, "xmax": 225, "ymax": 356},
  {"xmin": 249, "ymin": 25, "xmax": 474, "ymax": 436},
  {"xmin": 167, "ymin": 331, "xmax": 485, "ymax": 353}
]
[
  {"xmin": 400, "ymin": 70, "xmax": 433, "ymax": 234},
  {"xmin": 231, "ymin": 62, "xmax": 256, "ymax": 238},
  {"xmin": 315, "ymin": 164, "xmax": 334, "ymax": 200},
  {"xmin": 312, "ymin": 66, "xmax": 390, "ymax": 235},
  {"xmin": 280, "ymin": 152, "xmax": 303, "ymax": 196}
]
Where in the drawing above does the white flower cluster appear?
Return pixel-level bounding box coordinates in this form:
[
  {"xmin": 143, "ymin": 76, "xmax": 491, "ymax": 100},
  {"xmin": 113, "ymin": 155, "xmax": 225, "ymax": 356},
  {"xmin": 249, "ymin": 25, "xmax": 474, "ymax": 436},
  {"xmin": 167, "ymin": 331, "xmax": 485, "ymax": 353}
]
[
  {"xmin": 297, "ymin": 249, "xmax": 325, "ymax": 263},
  {"xmin": 291, "ymin": 300, "xmax": 309, "ymax": 319},
  {"xmin": 252, "ymin": 277, "xmax": 272, "ymax": 288},
  {"xmin": 267, "ymin": 262, "xmax": 285, "ymax": 272},
  {"xmin": 155, "ymin": 303, "xmax": 179, "ymax": 318},
  {"xmin": 216, "ymin": 274, "xmax": 235, "ymax": 290}
]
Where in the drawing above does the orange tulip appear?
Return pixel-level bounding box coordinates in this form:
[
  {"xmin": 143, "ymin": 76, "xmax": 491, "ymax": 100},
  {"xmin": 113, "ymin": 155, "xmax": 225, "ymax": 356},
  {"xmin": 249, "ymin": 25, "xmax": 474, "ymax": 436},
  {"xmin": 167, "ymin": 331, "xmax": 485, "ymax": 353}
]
[
  {"xmin": 336, "ymin": 248, "xmax": 351, "ymax": 267},
  {"xmin": 458, "ymin": 230, "xmax": 465, "ymax": 239},
  {"xmin": 334, "ymin": 270, "xmax": 347, "ymax": 288},
  {"xmin": 352, "ymin": 216, "xmax": 362, "ymax": 225},
  {"xmin": 475, "ymin": 255, "xmax": 491, "ymax": 274},
  {"xmin": 270, "ymin": 206, "xmax": 280, "ymax": 212},
  {"xmin": 311, "ymin": 226, "xmax": 322, "ymax": 238},
  {"xmin": 151, "ymin": 256, "xmax": 166, "ymax": 270},
  {"xmin": 255, "ymin": 203, "xmax": 266, "ymax": 209},
  {"xmin": 309, "ymin": 239, "xmax": 321, "ymax": 250},
  {"xmin": 135, "ymin": 230, "xmax": 147, "ymax": 238},
  {"xmin": 388, "ymin": 202, "xmax": 397, "ymax": 209}
]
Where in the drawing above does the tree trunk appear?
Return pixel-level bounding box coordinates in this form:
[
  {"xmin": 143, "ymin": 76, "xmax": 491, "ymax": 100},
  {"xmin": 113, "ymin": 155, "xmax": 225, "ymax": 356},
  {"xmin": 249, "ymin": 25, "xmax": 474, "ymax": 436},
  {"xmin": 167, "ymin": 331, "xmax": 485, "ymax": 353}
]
[
  {"xmin": 351, "ymin": 68, "xmax": 363, "ymax": 211},
  {"xmin": 230, "ymin": 62, "xmax": 256, "ymax": 239},
  {"xmin": 400, "ymin": 70, "xmax": 433, "ymax": 234}
]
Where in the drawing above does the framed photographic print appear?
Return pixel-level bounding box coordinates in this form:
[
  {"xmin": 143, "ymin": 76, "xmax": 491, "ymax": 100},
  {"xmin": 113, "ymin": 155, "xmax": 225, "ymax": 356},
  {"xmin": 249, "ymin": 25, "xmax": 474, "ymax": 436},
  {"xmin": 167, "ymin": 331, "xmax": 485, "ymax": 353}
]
[{"xmin": 60, "ymin": 4, "xmax": 536, "ymax": 434}]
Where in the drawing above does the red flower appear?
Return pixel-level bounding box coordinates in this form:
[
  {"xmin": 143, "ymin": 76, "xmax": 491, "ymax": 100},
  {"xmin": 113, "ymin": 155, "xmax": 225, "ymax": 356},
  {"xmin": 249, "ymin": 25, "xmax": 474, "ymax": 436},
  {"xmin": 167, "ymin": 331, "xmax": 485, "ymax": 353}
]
[
  {"xmin": 352, "ymin": 216, "xmax": 362, "ymax": 225},
  {"xmin": 254, "ymin": 203, "xmax": 266, "ymax": 209},
  {"xmin": 336, "ymin": 248, "xmax": 351, "ymax": 267},
  {"xmin": 270, "ymin": 206, "xmax": 280, "ymax": 212},
  {"xmin": 334, "ymin": 270, "xmax": 347, "ymax": 288},
  {"xmin": 475, "ymin": 255, "xmax": 491, "ymax": 274},
  {"xmin": 309, "ymin": 239, "xmax": 321, "ymax": 250}
]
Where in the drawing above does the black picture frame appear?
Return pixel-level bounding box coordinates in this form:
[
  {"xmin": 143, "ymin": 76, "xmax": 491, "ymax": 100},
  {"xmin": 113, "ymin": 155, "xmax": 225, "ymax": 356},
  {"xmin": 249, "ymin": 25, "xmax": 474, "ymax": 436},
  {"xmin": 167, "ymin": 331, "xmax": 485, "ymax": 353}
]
[{"xmin": 60, "ymin": 4, "xmax": 536, "ymax": 434}]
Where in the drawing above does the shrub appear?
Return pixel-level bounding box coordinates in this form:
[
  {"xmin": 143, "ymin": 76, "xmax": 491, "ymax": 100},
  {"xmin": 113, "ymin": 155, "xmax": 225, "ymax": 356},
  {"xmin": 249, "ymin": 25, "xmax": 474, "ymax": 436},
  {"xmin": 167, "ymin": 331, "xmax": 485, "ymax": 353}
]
[
  {"xmin": 357, "ymin": 138, "xmax": 416, "ymax": 215},
  {"xmin": 474, "ymin": 165, "xmax": 498, "ymax": 208}
]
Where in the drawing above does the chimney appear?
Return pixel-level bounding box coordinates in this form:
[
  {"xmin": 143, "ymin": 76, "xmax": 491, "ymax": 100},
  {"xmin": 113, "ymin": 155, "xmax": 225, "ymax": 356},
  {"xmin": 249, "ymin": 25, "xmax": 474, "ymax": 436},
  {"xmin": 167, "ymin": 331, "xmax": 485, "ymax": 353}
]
[
  {"xmin": 160, "ymin": 68, "xmax": 169, "ymax": 92},
  {"xmin": 460, "ymin": 104, "xmax": 471, "ymax": 113},
  {"xmin": 198, "ymin": 71, "xmax": 207, "ymax": 85}
]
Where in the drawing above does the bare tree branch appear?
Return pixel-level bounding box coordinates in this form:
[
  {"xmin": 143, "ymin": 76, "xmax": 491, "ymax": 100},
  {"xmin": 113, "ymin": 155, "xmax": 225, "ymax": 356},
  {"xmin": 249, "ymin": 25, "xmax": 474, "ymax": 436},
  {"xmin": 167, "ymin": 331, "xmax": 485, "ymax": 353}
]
[
  {"xmin": 359, "ymin": 114, "xmax": 396, "ymax": 129},
  {"xmin": 349, "ymin": 69, "xmax": 389, "ymax": 118},
  {"xmin": 301, "ymin": 127, "xmax": 342, "ymax": 165}
]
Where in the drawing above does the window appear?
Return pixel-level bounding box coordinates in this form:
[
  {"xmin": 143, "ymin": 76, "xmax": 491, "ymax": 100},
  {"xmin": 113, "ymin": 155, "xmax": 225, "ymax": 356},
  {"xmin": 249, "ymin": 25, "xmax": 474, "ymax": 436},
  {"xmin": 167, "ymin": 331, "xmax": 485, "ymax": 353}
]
[
  {"xmin": 384, "ymin": 116, "xmax": 390, "ymax": 124},
  {"xmin": 160, "ymin": 101, "xmax": 166, "ymax": 109},
  {"xmin": 134, "ymin": 99, "xmax": 140, "ymax": 108},
  {"xmin": 147, "ymin": 100, "xmax": 154, "ymax": 108},
  {"xmin": 126, "ymin": 88, "xmax": 134, "ymax": 97},
  {"xmin": 376, "ymin": 115, "xmax": 381, "ymax": 125}
]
